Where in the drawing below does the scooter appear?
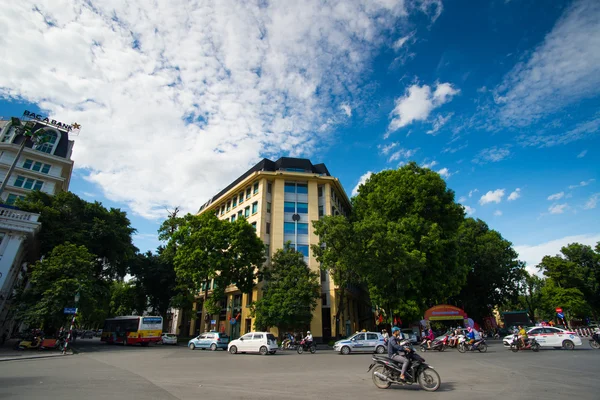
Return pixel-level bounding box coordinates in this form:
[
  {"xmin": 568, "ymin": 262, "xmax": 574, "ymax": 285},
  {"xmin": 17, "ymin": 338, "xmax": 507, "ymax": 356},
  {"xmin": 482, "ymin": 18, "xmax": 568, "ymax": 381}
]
[
  {"xmin": 15, "ymin": 336, "xmax": 43, "ymax": 350},
  {"xmin": 296, "ymin": 338, "xmax": 316, "ymax": 354},
  {"xmin": 508, "ymin": 334, "xmax": 540, "ymax": 352},
  {"xmin": 588, "ymin": 333, "xmax": 599, "ymax": 350},
  {"xmin": 420, "ymin": 335, "xmax": 448, "ymax": 352},
  {"xmin": 457, "ymin": 337, "xmax": 488, "ymax": 353}
]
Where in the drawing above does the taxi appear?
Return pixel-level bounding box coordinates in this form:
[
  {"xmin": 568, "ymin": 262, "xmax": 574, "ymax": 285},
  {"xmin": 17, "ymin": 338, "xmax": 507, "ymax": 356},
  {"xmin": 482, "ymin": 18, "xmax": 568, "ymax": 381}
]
[{"xmin": 503, "ymin": 326, "xmax": 582, "ymax": 350}]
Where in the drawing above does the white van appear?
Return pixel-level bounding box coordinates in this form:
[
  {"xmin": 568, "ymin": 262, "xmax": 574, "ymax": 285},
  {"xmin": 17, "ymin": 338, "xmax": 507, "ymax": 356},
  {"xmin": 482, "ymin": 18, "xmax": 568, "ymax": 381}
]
[{"xmin": 228, "ymin": 332, "xmax": 279, "ymax": 355}]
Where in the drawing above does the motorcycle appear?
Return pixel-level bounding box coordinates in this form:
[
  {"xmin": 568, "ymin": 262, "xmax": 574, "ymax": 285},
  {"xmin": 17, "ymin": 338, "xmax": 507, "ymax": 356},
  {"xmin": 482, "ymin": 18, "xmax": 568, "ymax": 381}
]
[
  {"xmin": 296, "ymin": 339, "xmax": 316, "ymax": 354},
  {"xmin": 420, "ymin": 335, "xmax": 448, "ymax": 352},
  {"xmin": 457, "ymin": 337, "xmax": 488, "ymax": 353},
  {"xmin": 280, "ymin": 339, "xmax": 298, "ymax": 351},
  {"xmin": 588, "ymin": 333, "xmax": 599, "ymax": 350},
  {"xmin": 508, "ymin": 334, "xmax": 540, "ymax": 352},
  {"xmin": 14, "ymin": 336, "xmax": 42, "ymax": 350},
  {"xmin": 367, "ymin": 352, "xmax": 441, "ymax": 392}
]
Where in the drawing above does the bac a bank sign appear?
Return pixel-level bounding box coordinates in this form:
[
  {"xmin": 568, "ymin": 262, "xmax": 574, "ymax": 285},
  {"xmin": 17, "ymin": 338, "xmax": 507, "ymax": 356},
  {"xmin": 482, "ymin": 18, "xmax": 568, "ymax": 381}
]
[{"xmin": 22, "ymin": 110, "xmax": 80, "ymax": 132}]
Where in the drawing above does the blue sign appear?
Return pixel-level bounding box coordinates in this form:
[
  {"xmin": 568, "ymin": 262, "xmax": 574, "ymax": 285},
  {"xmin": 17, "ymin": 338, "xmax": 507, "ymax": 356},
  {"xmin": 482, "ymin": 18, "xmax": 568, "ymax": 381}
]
[
  {"xmin": 63, "ymin": 308, "xmax": 77, "ymax": 314},
  {"xmin": 210, "ymin": 320, "xmax": 216, "ymax": 325},
  {"xmin": 557, "ymin": 312, "xmax": 564, "ymax": 319},
  {"xmin": 230, "ymin": 318, "xmax": 236, "ymax": 325}
]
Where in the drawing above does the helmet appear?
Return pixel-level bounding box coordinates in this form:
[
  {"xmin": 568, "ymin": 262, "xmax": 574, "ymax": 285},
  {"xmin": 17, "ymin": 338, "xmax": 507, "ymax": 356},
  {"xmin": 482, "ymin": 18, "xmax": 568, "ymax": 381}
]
[
  {"xmin": 307, "ymin": 331, "xmax": 311, "ymax": 334},
  {"xmin": 391, "ymin": 326, "xmax": 400, "ymax": 334},
  {"xmin": 467, "ymin": 327, "xmax": 473, "ymax": 332}
]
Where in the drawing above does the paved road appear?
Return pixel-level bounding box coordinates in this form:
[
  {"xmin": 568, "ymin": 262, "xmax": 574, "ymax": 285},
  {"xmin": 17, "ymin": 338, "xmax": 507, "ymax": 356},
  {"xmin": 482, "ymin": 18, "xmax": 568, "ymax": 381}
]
[{"xmin": 0, "ymin": 338, "xmax": 598, "ymax": 399}]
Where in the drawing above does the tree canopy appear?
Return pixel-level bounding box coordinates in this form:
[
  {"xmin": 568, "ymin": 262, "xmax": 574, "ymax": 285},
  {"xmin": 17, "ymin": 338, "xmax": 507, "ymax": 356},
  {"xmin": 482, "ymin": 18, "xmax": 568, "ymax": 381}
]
[{"xmin": 251, "ymin": 242, "xmax": 321, "ymax": 333}]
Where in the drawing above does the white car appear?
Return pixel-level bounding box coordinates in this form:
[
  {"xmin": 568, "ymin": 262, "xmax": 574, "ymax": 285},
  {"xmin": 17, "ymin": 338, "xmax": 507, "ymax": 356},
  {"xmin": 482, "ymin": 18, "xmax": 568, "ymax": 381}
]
[
  {"xmin": 503, "ymin": 327, "xmax": 582, "ymax": 350},
  {"xmin": 228, "ymin": 332, "xmax": 279, "ymax": 355},
  {"xmin": 160, "ymin": 333, "xmax": 178, "ymax": 345}
]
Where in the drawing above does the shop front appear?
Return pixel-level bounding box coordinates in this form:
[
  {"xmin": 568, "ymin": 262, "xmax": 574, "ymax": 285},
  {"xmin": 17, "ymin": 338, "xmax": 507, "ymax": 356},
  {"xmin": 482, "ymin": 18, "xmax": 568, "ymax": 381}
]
[{"xmin": 423, "ymin": 305, "xmax": 468, "ymax": 327}]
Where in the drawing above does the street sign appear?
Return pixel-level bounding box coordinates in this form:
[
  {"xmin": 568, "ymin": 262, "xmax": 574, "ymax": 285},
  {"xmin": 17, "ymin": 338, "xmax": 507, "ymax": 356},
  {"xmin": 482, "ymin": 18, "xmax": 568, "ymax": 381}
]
[
  {"xmin": 557, "ymin": 312, "xmax": 565, "ymax": 319},
  {"xmin": 210, "ymin": 319, "xmax": 216, "ymax": 325},
  {"xmin": 230, "ymin": 318, "xmax": 236, "ymax": 325},
  {"xmin": 63, "ymin": 308, "xmax": 77, "ymax": 314},
  {"xmin": 556, "ymin": 308, "xmax": 563, "ymax": 313}
]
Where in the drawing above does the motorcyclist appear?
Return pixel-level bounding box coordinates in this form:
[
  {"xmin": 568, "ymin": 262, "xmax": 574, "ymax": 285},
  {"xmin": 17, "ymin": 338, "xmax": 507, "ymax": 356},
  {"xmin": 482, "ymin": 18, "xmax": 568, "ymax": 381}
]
[
  {"xmin": 304, "ymin": 331, "xmax": 313, "ymax": 348},
  {"xmin": 425, "ymin": 329, "xmax": 435, "ymax": 349},
  {"xmin": 466, "ymin": 327, "xmax": 476, "ymax": 349},
  {"xmin": 388, "ymin": 326, "xmax": 412, "ymax": 382},
  {"xmin": 592, "ymin": 326, "xmax": 600, "ymax": 344},
  {"xmin": 518, "ymin": 325, "xmax": 528, "ymax": 348}
]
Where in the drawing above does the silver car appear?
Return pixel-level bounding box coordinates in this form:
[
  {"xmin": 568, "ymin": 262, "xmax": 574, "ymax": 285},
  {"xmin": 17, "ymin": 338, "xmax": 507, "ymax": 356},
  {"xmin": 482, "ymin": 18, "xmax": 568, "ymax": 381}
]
[{"xmin": 333, "ymin": 332, "xmax": 386, "ymax": 355}]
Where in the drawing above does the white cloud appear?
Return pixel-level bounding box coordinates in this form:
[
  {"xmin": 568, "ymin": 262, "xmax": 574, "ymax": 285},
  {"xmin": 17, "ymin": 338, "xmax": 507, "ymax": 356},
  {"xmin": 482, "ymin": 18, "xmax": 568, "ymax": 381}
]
[
  {"xmin": 547, "ymin": 192, "xmax": 565, "ymax": 201},
  {"xmin": 518, "ymin": 116, "xmax": 600, "ymax": 148},
  {"xmin": 388, "ymin": 148, "xmax": 418, "ymax": 163},
  {"xmin": 508, "ymin": 188, "xmax": 521, "ymax": 201},
  {"xmin": 548, "ymin": 203, "xmax": 568, "ymax": 214},
  {"xmin": 0, "ymin": 0, "xmax": 415, "ymax": 219},
  {"xmin": 426, "ymin": 113, "xmax": 453, "ymax": 135},
  {"xmin": 468, "ymin": 189, "xmax": 478, "ymax": 198},
  {"xmin": 352, "ymin": 171, "xmax": 373, "ymax": 196},
  {"xmin": 494, "ymin": 210, "xmax": 502, "ymax": 216},
  {"xmin": 378, "ymin": 142, "xmax": 398, "ymax": 155},
  {"xmin": 463, "ymin": 205, "xmax": 475, "ymax": 215},
  {"xmin": 421, "ymin": 160, "xmax": 438, "ymax": 169},
  {"xmin": 584, "ymin": 193, "xmax": 600, "ymax": 210},
  {"xmin": 417, "ymin": 0, "xmax": 444, "ymax": 23},
  {"xmin": 515, "ymin": 233, "xmax": 600, "ymax": 274},
  {"xmin": 458, "ymin": 196, "xmax": 467, "ymax": 203},
  {"xmin": 577, "ymin": 149, "xmax": 588, "ymax": 158},
  {"xmin": 388, "ymin": 82, "xmax": 459, "ymax": 133},
  {"xmin": 392, "ymin": 35, "xmax": 412, "ymax": 50},
  {"xmin": 437, "ymin": 167, "xmax": 451, "ymax": 178},
  {"xmin": 340, "ymin": 103, "xmax": 352, "ymax": 117},
  {"xmin": 479, "ymin": 189, "xmax": 505, "ymax": 205},
  {"xmin": 82, "ymin": 192, "xmax": 97, "ymax": 198},
  {"xmin": 568, "ymin": 179, "xmax": 595, "ymax": 189},
  {"xmin": 472, "ymin": 146, "xmax": 511, "ymax": 164},
  {"xmin": 495, "ymin": 0, "xmax": 600, "ymax": 126}
]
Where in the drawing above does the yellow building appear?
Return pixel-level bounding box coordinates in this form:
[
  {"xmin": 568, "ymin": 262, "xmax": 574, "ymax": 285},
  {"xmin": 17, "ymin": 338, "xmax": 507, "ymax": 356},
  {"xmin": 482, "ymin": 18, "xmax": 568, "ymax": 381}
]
[{"xmin": 179, "ymin": 157, "xmax": 372, "ymax": 342}]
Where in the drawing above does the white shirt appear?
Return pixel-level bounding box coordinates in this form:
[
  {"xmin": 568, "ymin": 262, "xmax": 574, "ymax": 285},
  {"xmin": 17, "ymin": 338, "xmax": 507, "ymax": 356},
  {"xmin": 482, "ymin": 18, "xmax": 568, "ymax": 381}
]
[{"xmin": 306, "ymin": 334, "xmax": 313, "ymax": 341}]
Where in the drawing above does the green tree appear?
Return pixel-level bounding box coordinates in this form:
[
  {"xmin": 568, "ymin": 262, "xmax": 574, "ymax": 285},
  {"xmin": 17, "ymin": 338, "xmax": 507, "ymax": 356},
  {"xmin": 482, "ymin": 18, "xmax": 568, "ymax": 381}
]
[
  {"xmin": 251, "ymin": 242, "xmax": 320, "ymax": 333},
  {"xmin": 451, "ymin": 218, "xmax": 525, "ymax": 322},
  {"xmin": 350, "ymin": 162, "xmax": 468, "ymax": 322},
  {"xmin": 167, "ymin": 212, "xmax": 265, "ymax": 331},
  {"xmin": 312, "ymin": 215, "xmax": 364, "ymax": 338},
  {"xmin": 15, "ymin": 243, "xmax": 97, "ymax": 330},
  {"xmin": 16, "ymin": 191, "xmax": 137, "ymax": 278},
  {"xmin": 518, "ymin": 273, "xmax": 547, "ymax": 322},
  {"xmin": 109, "ymin": 281, "xmax": 147, "ymax": 316}
]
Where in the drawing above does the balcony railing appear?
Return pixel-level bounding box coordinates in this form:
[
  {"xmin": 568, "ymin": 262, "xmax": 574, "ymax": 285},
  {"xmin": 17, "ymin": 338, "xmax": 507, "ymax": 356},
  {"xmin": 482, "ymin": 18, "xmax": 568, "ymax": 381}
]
[{"xmin": 0, "ymin": 205, "xmax": 40, "ymax": 222}]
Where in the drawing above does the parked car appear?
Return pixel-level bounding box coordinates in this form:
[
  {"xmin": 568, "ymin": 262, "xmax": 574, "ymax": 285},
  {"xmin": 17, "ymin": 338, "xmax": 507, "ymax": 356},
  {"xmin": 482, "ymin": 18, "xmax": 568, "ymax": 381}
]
[
  {"xmin": 401, "ymin": 329, "xmax": 419, "ymax": 344},
  {"xmin": 81, "ymin": 330, "xmax": 95, "ymax": 339},
  {"xmin": 188, "ymin": 332, "xmax": 229, "ymax": 351},
  {"xmin": 227, "ymin": 332, "xmax": 278, "ymax": 355},
  {"xmin": 333, "ymin": 332, "xmax": 386, "ymax": 355},
  {"xmin": 502, "ymin": 327, "xmax": 582, "ymax": 350},
  {"xmin": 161, "ymin": 333, "xmax": 178, "ymax": 345},
  {"xmin": 95, "ymin": 329, "xmax": 103, "ymax": 337}
]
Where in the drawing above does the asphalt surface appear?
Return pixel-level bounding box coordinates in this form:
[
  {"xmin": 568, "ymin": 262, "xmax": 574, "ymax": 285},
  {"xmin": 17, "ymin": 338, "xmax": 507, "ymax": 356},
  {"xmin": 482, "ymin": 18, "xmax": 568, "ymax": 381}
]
[{"xmin": 0, "ymin": 338, "xmax": 598, "ymax": 399}]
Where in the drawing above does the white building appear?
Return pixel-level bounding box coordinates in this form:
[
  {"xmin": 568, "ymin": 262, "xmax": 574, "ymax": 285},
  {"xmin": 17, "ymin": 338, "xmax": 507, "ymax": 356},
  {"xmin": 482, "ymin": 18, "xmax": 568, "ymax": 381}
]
[{"xmin": 0, "ymin": 115, "xmax": 75, "ymax": 333}]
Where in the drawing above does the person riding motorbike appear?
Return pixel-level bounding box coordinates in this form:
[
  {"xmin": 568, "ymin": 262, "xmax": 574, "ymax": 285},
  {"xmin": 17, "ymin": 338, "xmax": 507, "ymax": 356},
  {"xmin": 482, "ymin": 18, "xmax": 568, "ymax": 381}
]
[
  {"xmin": 425, "ymin": 329, "xmax": 435, "ymax": 349},
  {"xmin": 304, "ymin": 331, "xmax": 313, "ymax": 348},
  {"xmin": 388, "ymin": 327, "xmax": 412, "ymax": 381},
  {"xmin": 518, "ymin": 325, "xmax": 528, "ymax": 348},
  {"xmin": 591, "ymin": 327, "xmax": 600, "ymax": 344},
  {"xmin": 466, "ymin": 327, "xmax": 476, "ymax": 349}
]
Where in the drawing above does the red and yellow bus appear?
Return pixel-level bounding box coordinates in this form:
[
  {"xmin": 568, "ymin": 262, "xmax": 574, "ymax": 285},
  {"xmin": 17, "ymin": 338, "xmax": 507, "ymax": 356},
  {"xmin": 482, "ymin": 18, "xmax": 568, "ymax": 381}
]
[{"xmin": 101, "ymin": 316, "xmax": 163, "ymax": 346}]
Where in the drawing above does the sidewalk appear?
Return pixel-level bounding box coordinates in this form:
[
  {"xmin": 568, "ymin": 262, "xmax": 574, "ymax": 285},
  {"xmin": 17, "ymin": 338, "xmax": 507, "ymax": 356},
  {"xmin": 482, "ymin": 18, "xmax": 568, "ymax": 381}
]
[{"xmin": 0, "ymin": 339, "xmax": 73, "ymax": 362}]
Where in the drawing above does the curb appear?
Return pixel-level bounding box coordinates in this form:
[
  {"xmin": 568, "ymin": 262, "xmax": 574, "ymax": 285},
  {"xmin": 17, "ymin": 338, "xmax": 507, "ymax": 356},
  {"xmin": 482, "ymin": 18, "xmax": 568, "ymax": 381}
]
[{"xmin": 0, "ymin": 352, "xmax": 71, "ymax": 362}]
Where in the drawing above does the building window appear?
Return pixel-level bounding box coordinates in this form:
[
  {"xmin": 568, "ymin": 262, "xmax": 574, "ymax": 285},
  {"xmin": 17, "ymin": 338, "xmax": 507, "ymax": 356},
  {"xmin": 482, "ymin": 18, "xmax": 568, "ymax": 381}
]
[
  {"xmin": 41, "ymin": 164, "xmax": 51, "ymax": 174},
  {"xmin": 297, "ymin": 223, "xmax": 309, "ymax": 235},
  {"xmin": 285, "ymin": 182, "xmax": 308, "ymax": 194},
  {"xmin": 284, "ymin": 201, "xmax": 295, "ymax": 213},
  {"xmin": 226, "ymin": 201, "xmax": 231, "ymax": 211},
  {"xmin": 251, "ymin": 202, "xmax": 258, "ymax": 214},
  {"xmin": 297, "ymin": 183, "xmax": 308, "ymax": 194},
  {"xmin": 231, "ymin": 215, "xmax": 236, "ymax": 222},
  {"xmin": 22, "ymin": 159, "xmax": 52, "ymax": 174},
  {"xmin": 239, "ymin": 193, "xmax": 244, "ymax": 204},
  {"xmin": 284, "ymin": 222, "xmax": 295, "ymax": 234},
  {"xmin": 246, "ymin": 291, "xmax": 253, "ymax": 306},
  {"xmin": 266, "ymin": 202, "xmax": 271, "ymax": 213},
  {"xmin": 265, "ymin": 244, "xmax": 270, "ymax": 257},
  {"xmin": 33, "ymin": 180, "xmax": 43, "ymax": 191},
  {"xmin": 296, "ymin": 245, "xmax": 309, "ymax": 257},
  {"xmin": 321, "ymin": 293, "xmax": 327, "ymax": 306},
  {"xmin": 286, "ymin": 167, "xmax": 305, "ymax": 172},
  {"xmin": 14, "ymin": 176, "xmax": 25, "ymax": 188},
  {"xmin": 245, "ymin": 188, "xmax": 251, "ymax": 199},
  {"xmin": 284, "ymin": 182, "xmax": 296, "ymax": 193},
  {"xmin": 320, "ymin": 269, "xmax": 327, "ymax": 282},
  {"xmin": 253, "ymin": 182, "xmax": 259, "ymax": 194},
  {"xmin": 251, "ymin": 222, "xmax": 257, "ymax": 230},
  {"xmin": 266, "ymin": 222, "xmax": 270, "ymax": 234},
  {"xmin": 297, "ymin": 202, "xmax": 308, "ymax": 214},
  {"xmin": 6, "ymin": 193, "xmax": 25, "ymax": 205},
  {"xmin": 35, "ymin": 130, "xmax": 59, "ymax": 154},
  {"xmin": 318, "ymin": 186, "xmax": 323, "ymax": 197},
  {"xmin": 318, "ymin": 205, "xmax": 324, "ymax": 217},
  {"xmin": 232, "ymin": 197, "xmax": 237, "ymax": 207},
  {"xmin": 237, "ymin": 210, "xmax": 243, "ymax": 219},
  {"xmin": 220, "ymin": 206, "xmax": 225, "ymax": 215},
  {"xmin": 245, "ymin": 319, "xmax": 252, "ymax": 334},
  {"xmin": 244, "ymin": 206, "xmax": 250, "ymax": 218},
  {"xmin": 267, "ymin": 183, "xmax": 272, "ymax": 194}
]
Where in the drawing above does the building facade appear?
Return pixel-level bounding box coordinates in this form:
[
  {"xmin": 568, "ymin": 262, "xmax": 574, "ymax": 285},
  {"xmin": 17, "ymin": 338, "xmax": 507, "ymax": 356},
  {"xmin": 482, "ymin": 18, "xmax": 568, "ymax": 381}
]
[
  {"xmin": 178, "ymin": 157, "xmax": 373, "ymax": 342},
  {"xmin": 0, "ymin": 116, "xmax": 75, "ymax": 333}
]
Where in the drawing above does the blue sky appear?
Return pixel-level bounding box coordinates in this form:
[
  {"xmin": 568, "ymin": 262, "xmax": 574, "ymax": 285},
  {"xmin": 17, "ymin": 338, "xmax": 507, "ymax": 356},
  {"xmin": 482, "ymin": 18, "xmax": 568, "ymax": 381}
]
[{"xmin": 0, "ymin": 0, "xmax": 599, "ymax": 272}]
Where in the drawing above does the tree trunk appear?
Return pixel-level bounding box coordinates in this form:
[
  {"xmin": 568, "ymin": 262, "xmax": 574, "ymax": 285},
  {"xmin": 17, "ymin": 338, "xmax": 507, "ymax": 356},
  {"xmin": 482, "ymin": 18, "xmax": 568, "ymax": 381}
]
[
  {"xmin": 335, "ymin": 286, "xmax": 345, "ymax": 339},
  {"xmin": 203, "ymin": 277, "xmax": 210, "ymax": 333}
]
